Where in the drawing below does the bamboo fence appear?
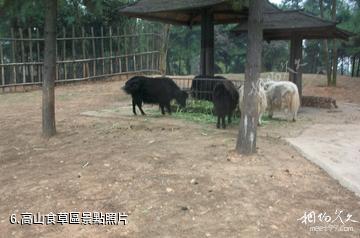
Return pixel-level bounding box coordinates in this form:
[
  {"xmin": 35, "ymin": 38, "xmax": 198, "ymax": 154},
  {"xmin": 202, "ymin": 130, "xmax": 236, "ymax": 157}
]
[{"xmin": 0, "ymin": 25, "xmax": 162, "ymax": 90}]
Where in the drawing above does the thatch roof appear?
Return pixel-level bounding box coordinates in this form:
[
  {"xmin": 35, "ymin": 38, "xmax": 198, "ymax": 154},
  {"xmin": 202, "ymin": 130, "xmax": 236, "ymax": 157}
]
[
  {"xmin": 119, "ymin": 0, "xmax": 352, "ymax": 40},
  {"xmin": 119, "ymin": 0, "xmax": 278, "ymax": 25},
  {"xmin": 232, "ymin": 10, "xmax": 352, "ymax": 40}
]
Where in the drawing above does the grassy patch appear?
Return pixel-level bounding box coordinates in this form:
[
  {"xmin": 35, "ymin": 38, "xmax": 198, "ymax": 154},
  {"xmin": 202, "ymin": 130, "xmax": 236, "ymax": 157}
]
[
  {"xmin": 146, "ymin": 100, "xmax": 278, "ymax": 126},
  {"xmin": 172, "ymin": 100, "xmax": 241, "ymax": 125}
]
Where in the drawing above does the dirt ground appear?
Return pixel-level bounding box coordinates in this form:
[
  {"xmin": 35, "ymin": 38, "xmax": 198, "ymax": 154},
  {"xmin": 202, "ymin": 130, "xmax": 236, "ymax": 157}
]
[{"xmin": 0, "ymin": 74, "xmax": 360, "ymax": 238}]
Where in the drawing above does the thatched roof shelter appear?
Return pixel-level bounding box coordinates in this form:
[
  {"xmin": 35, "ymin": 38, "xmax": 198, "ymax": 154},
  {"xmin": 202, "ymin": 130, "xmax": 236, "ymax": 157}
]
[
  {"xmin": 119, "ymin": 0, "xmax": 352, "ymax": 96},
  {"xmin": 232, "ymin": 10, "xmax": 351, "ymax": 40},
  {"xmin": 119, "ymin": 0, "xmax": 278, "ymax": 26}
]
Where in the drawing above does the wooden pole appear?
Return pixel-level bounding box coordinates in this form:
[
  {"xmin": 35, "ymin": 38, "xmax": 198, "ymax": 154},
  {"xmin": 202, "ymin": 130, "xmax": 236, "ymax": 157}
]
[
  {"xmin": 132, "ymin": 27, "xmax": 136, "ymax": 71},
  {"xmin": 236, "ymin": 0, "xmax": 263, "ymax": 155},
  {"xmin": 72, "ymin": 26, "xmax": 76, "ymax": 79},
  {"xmin": 42, "ymin": 0, "xmax": 57, "ymax": 138},
  {"xmin": 91, "ymin": 27, "xmax": 96, "ymax": 77},
  {"xmin": 81, "ymin": 27, "xmax": 87, "ymax": 78},
  {"xmin": 109, "ymin": 27, "xmax": 113, "ymax": 74},
  {"xmin": 36, "ymin": 28, "xmax": 41, "ymax": 82},
  {"xmin": 0, "ymin": 42, "xmax": 4, "ymax": 86},
  {"xmin": 152, "ymin": 27, "xmax": 156, "ymax": 70},
  {"xmin": 55, "ymin": 29, "xmax": 59, "ymax": 81},
  {"xmin": 150, "ymin": 28, "xmax": 153, "ymax": 71},
  {"xmin": 28, "ymin": 28, "xmax": 34, "ymax": 83},
  {"xmin": 19, "ymin": 28, "xmax": 26, "ymax": 83},
  {"xmin": 289, "ymin": 34, "xmax": 303, "ymax": 99},
  {"xmin": 101, "ymin": 26, "xmax": 105, "ymax": 75},
  {"xmin": 125, "ymin": 28, "xmax": 129, "ymax": 72},
  {"xmin": 11, "ymin": 28, "xmax": 17, "ymax": 84},
  {"xmin": 117, "ymin": 27, "xmax": 122, "ymax": 73},
  {"xmin": 200, "ymin": 9, "xmax": 214, "ymax": 77},
  {"xmin": 63, "ymin": 27, "xmax": 67, "ymax": 80}
]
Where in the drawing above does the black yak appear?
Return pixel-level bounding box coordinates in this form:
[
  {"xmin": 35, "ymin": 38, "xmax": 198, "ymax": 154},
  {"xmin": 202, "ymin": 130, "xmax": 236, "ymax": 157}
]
[
  {"xmin": 191, "ymin": 75, "xmax": 227, "ymax": 101},
  {"xmin": 122, "ymin": 76, "xmax": 188, "ymax": 115},
  {"xmin": 213, "ymin": 80, "xmax": 239, "ymax": 129}
]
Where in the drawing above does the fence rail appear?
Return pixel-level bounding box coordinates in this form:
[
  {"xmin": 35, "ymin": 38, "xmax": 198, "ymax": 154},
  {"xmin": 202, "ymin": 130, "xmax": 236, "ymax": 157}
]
[{"xmin": 0, "ymin": 25, "xmax": 162, "ymax": 89}]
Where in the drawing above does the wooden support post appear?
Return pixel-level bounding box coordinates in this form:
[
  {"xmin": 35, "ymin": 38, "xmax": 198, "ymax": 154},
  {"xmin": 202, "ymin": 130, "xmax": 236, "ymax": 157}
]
[
  {"xmin": 36, "ymin": 29, "xmax": 41, "ymax": 82},
  {"xmin": 0, "ymin": 42, "xmax": 4, "ymax": 86},
  {"xmin": 125, "ymin": 29, "xmax": 129, "ymax": 72},
  {"xmin": 91, "ymin": 27, "xmax": 96, "ymax": 77},
  {"xmin": 289, "ymin": 34, "xmax": 303, "ymax": 99},
  {"xmin": 55, "ymin": 29, "xmax": 59, "ymax": 81},
  {"xmin": 200, "ymin": 9, "xmax": 214, "ymax": 77},
  {"xmin": 109, "ymin": 27, "xmax": 113, "ymax": 74},
  {"xmin": 152, "ymin": 29, "xmax": 156, "ymax": 70},
  {"xmin": 150, "ymin": 31, "xmax": 153, "ymax": 71},
  {"xmin": 101, "ymin": 26, "xmax": 105, "ymax": 74},
  {"xmin": 11, "ymin": 28, "xmax": 17, "ymax": 84},
  {"xmin": 146, "ymin": 32, "xmax": 150, "ymax": 70},
  {"xmin": 19, "ymin": 28, "xmax": 26, "ymax": 83},
  {"xmin": 72, "ymin": 26, "xmax": 76, "ymax": 79},
  {"xmin": 63, "ymin": 27, "xmax": 67, "ymax": 80},
  {"xmin": 28, "ymin": 28, "xmax": 34, "ymax": 83},
  {"xmin": 81, "ymin": 27, "xmax": 87, "ymax": 78},
  {"xmin": 132, "ymin": 29, "xmax": 136, "ymax": 71},
  {"xmin": 117, "ymin": 27, "xmax": 122, "ymax": 73}
]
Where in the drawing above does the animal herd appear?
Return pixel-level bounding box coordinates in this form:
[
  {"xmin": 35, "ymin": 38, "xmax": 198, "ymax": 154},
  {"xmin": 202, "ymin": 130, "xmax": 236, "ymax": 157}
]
[{"xmin": 123, "ymin": 75, "xmax": 300, "ymax": 129}]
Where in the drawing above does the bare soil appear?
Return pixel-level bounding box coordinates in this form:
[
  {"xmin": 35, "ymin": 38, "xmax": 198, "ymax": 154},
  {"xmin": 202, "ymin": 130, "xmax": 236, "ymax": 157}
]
[{"xmin": 0, "ymin": 74, "xmax": 360, "ymax": 238}]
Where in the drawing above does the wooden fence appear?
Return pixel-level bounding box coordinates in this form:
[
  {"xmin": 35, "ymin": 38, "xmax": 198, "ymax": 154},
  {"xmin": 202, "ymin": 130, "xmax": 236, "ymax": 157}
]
[{"xmin": 0, "ymin": 25, "xmax": 162, "ymax": 90}]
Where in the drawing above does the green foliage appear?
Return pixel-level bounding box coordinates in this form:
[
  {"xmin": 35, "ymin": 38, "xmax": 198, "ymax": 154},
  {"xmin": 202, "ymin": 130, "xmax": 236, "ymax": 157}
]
[
  {"xmin": 171, "ymin": 100, "xmax": 236, "ymax": 125},
  {"xmin": 167, "ymin": 26, "xmax": 200, "ymax": 75},
  {"xmin": 168, "ymin": 100, "xmax": 274, "ymax": 125},
  {"xmin": 0, "ymin": 0, "xmax": 131, "ymax": 32},
  {"xmin": 230, "ymin": 0, "xmax": 249, "ymax": 11},
  {"xmin": 262, "ymin": 41, "xmax": 289, "ymax": 72},
  {"xmin": 0, "ymin": 0, "xmax": 358, "ymax": 76}
]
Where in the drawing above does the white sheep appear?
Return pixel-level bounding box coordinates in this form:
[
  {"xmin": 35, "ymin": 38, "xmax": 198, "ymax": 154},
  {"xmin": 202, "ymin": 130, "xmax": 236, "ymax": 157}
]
[
  {"xmin": 265, "ymin": 81, "xmax": 300, "ymax": 122},
  {"xmin": 238, "ymin": 80, "xmax": 268, "ymax": 126}
]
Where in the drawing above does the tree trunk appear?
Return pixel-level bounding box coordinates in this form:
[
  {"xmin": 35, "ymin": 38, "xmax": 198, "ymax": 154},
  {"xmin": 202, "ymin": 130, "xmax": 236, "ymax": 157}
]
[
  {"xmin": 178, "ymin": 57, "xmax": 182, "ymax": 75},
  {"xmin": 357, "ymin": 56, "xmax": 360, "ymax": 77},
  {"xmin": 200, "ymin": 9, "xmax": 215, "ymax": 77},
  {"xmin": 166, "ymin": 56, "xmax": 171, "ymax": 75},
  {"xmin": 331, "ymin": 0, "xmax": 337, "ymax": 86},
  {"xmin": 236, "ymin": 0, "xmax": 263, "ymax": 155},
  {"xmin": 289, "ymin": 35, "xmax": 303, "ymax": 98},
  {"xmin": 319, "ymin": 0, "xmax": 332, "ymax": 86},
  {"xmin": 351, "ymin": 56, "xmax": 356, "ymax": 77},
  {"xmin": 159, "ymin": 24, "xmax": 171, "ymax": 76},
  {"xmin": 42, "ymin": 0, "xmax": 57, "ymax": 138}
]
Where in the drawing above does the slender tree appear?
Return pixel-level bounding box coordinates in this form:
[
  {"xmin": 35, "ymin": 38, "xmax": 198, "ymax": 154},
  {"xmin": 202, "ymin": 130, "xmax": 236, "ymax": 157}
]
[
  {"xmin": 319, "ymin": 0, "xmax": 332, "ymax": 85},
  {"xmin": 159, "ymin": 24, "xmax": 171, "ymax": 76},
  {"xmin": 236, "ymin": 0, "xmax": 263, "ymax": 155},
  {"xmin": 42, "ymin": 0, "xmax": 57, "ymax": 138},
  {"xmin": 351, "ymin": 56, "xmax": 356, "ymax": 77},
  {"xmin": 331, "ymin": 0, "xmax": 337, "ymax": 86}
]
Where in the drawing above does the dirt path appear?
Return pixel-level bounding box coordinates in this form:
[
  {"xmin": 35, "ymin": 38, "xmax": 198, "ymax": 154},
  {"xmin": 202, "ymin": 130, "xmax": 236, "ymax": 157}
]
[
  {"xmin": 1, "ymin": 76, "xmax": 360, "ymax": 237},
  {"xmin": 287, "ymin": 123, "xmax": 360, "ymax": 196}
]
